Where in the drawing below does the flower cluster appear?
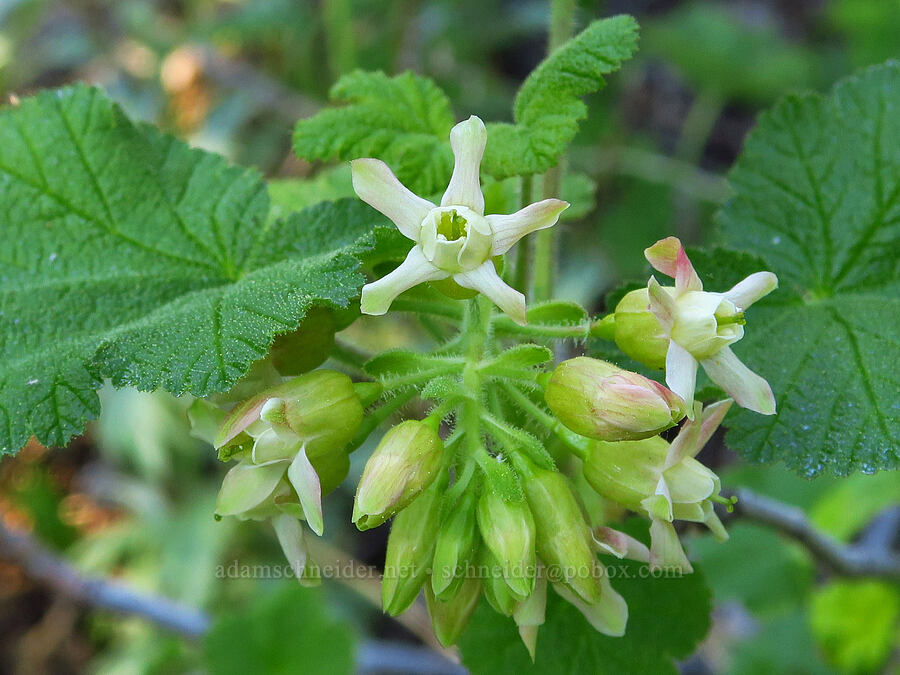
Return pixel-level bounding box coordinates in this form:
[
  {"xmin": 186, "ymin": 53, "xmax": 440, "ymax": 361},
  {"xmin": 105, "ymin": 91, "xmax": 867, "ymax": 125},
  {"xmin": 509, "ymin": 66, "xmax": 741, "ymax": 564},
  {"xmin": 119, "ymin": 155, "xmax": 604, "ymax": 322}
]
[{"xmin": 191, "ymin": 113, "xmax": 780, "ymax": 658}]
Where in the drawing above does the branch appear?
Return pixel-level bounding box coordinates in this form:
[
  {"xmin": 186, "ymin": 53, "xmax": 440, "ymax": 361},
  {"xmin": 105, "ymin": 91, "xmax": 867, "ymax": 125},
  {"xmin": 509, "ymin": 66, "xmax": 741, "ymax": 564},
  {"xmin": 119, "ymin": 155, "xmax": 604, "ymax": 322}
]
[
  {"xmin": 729, "ymin": 489, "xmax": 900, "ymax": 581},
  {"xmin": 0, "ymin": 519, "xmax": 465, "ymax": 673},
  {"xmin": 0, "ymin": 518, "xmax": 210, "ymax": 638}
]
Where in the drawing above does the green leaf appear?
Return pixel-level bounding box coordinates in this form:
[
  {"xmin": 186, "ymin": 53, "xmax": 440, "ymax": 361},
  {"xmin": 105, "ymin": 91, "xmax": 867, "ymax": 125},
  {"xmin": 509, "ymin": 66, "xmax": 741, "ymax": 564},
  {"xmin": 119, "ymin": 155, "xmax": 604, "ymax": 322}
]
[
  {"xmin": 293, "ymin": 70, "xmax": 455, "ymax": 196},
  {"xmin": 483, "ymin": 15, "xmax": 639, "ymax": 179},
  {"xmin": 809, "ymin": 471, "xmax": 900, "ymax": 541},
  {"xmin": 459, "ymin": 557, "xmax": 711, "ymax": 674},
  {"xmin": 715, "ymin": 63, "xmax": 900, "ymax": 475},
  {"xmin": 267, "ymin": 165, "xmax": 354, "ymax": 221},
  {"xmin": 204, "ymin": 585, "xmax": 356, "ymax": 675},
  {"xmin": 0, "ymin": 86, "xmax": 387, "ymax": 455}
]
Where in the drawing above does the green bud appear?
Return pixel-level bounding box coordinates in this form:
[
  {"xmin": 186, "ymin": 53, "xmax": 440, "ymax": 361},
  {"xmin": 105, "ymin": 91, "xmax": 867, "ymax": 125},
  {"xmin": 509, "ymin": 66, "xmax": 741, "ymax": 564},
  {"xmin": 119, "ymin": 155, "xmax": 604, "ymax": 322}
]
[
  {"xmin": 479, "ymin": 546, "xmax": 520, "ymax": 616},
  {"xmin": 582, "ymin": 437, "xmax": 719, "ymax": 515},
  {"xmin": 215, "ymin": 369, "xmax": 363, "ymax": 458},
  {"xmin": 545, "ymin": 357, "xmax": 686, "ymax": 442},
  {"xmin": 425, "ymin": 576, "xmax": 481, "ymax": 647},
  {"xmin": 477, "ymin": 491, "xmax": 536, "ymax": 598},
  {"xmin": 431, "ymin": 491, "xmax": 478, "ymax": 598},
  {"xmin": 269, "ymin": 307, "xmax": 336, "ymax": 376},
  {"xmin": 521, "ymin": 462, "xmax": 602, "ymax": 604},
  {"xmin": 353, "ymin": 421, "xmax": 444, "ymax": 530},
  {"xmin": 610, "ymin": 288, "xmax": 669, "ymax": 369},
  {"xmin": 382, "ymin": 483, "xmax": 443, "ymax": 616}
]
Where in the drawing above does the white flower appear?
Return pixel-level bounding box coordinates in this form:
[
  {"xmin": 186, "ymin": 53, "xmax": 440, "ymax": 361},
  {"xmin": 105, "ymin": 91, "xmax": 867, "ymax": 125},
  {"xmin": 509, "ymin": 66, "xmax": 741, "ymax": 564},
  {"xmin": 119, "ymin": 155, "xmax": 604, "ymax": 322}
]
[
  {"xmin": 644, "ymin": 237, "xmax": 778, "ymax": 415},
  {"xmin": 351, "ymin": 116, "xmax": 569, "ymax": 324}
]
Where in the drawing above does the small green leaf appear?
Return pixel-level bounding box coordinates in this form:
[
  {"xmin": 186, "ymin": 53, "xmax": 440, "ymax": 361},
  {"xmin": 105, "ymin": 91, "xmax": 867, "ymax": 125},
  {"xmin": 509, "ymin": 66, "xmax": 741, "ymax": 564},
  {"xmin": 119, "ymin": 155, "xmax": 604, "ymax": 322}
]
[
  {"xmin": 204, "ymin": 585, "xmax": 356, "ymax": 675},
  {"xmin": 483, "ymin": 15, "xmax": 639, "ymax": 179},
  {"xmin": 293, "ymin": 70, "xmax": 455, "ymax": 195},
  {"xmin": 364, "ymin": 349, "xmax": 464, "ymax": 378},
  {"xmin": 483, "ymin": 345, "xmax": 553, "ymax": 372},
  {"xmin": 0, "ymin": 86, "xmax": 387, "ymax": 455},
  {"xmin": 716, "ymin": 62, "xmax": 900, "ymax": 475},
  {"xmin": 459, "ymin": 556, "xmax": 711, "ymax": 674}
]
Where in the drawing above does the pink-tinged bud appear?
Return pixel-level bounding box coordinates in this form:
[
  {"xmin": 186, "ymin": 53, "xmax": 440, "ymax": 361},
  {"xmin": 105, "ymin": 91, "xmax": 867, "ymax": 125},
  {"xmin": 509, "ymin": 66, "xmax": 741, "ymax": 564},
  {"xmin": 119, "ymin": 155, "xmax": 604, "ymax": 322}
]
[
  {"xmin": 520, "ymin": 462, "xmax": 602, "ymax": 604},
  {"xmin": 353, "ymin": 421, "xmax": 444, "ymax": 530},
  {"xmin": 382, "ymin": 483, "xmax": 442, "ymax": 616},
  {"xmin": 425, "ymin": 576, "xmax": 481, "ymax": 647},
  {"xmin": 477, "ymin": 491, "xmax": 537, "ymax": 599},
  {"xmin": 545, "ymin": 357, "xmax": 686, "ymax": 442}
]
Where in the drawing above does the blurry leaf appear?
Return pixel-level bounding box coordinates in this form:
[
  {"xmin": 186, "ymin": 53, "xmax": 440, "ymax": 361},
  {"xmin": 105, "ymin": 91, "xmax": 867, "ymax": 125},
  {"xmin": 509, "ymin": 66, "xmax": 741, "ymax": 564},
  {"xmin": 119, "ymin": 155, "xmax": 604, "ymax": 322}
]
[
  {"xmin": 293, "ymin": 70, "xmax": 455, "ymax": 195},
  {"xmin": 716, "ymin": 63, "xmax": 900, "ymax": 475},
  {"xmin": 644, "ymin": 2, "xmax": 817, "ymax": 102},
  {"xmin": 0, "ymin": 86, "xmax": 388, "ymax": 456},
  {"xmin": 810, "ymin": 580, "xmax": 900, "ymax": 673},
  {"xmin": 560, "ymin": 172, "xmax": 596, "ymax": 220},
  {"xmin": 809, "ymin": 471, "xmax": 900, "ymax": 540},
  {"xmin": 828, "ymin": 0, "xmax": 900, "ymax": 69},
  {"xmin": 267, "ymin": 165, "xmax": 354, "ymax": 221},
  {"xmin": 205, "ymin": 585, "xmax": 356, "ymax": 675},
  {"xmin": 483, "ymin": 15, "xmax": 639, "ymax": 179},
  {"xmin": 729, "ymin": 610, "xmax": 836, "ymax": 675},
  {"xmin": 459, "ymin": 557, "xmax": 711, "ymax": 674},
  {"xmin": 688, "ymin": 523, "xmax": 812, "ymax": 615}
]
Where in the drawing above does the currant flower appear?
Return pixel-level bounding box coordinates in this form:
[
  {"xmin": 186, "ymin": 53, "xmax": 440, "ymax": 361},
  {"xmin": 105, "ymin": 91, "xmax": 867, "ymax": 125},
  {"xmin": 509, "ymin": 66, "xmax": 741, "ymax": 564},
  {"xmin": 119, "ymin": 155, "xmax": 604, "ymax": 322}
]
[
  {"xmin": 583, "ymin": 400, "xmax": 733, "ymax": 572},
  {"xmin": 351, "ymin": 115, "xmax": 569, "ymax": 324}
]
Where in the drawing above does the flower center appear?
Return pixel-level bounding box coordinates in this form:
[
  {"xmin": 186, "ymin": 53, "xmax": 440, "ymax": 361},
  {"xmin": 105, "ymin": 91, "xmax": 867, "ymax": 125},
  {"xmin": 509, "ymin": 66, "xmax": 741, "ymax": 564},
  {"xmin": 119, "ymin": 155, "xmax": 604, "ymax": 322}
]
[{"xmin": 436, "ymin": 209, "xmax": 468, "ymax": 242}]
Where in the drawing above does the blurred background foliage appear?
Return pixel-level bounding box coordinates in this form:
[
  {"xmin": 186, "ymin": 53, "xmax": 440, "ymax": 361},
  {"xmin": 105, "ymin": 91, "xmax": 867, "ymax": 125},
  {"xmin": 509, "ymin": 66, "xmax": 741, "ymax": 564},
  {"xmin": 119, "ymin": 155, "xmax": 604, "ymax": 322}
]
[{"xmin": 0, "ymin": 0, "xmax": 898, "ymax": 673}]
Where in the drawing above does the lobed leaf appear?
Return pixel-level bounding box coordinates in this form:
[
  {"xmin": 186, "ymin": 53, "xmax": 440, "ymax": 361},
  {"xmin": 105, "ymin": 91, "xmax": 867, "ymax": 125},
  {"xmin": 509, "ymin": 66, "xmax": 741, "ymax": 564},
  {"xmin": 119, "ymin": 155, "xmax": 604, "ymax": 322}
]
[
  {"xmin": 0, "ymin": 86, "xmax": 388, "ymax": 455},
  {"xmin": 292, "ymin": 70, "xmax": 455, "ymax": 196},
  {"xmin": 483, "ymin": 15, "xmax": 639, "ymax": 179},
  {"xmin": 716, "ymin": 62, "xmax": 900, "ymax": 475}
]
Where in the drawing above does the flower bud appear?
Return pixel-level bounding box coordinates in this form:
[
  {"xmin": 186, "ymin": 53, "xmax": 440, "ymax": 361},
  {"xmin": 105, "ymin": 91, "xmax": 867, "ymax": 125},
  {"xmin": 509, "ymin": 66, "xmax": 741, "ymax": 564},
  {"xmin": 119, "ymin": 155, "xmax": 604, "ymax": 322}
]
[
  {"xmin": 215, "ymin": 369, "xmax": 363, "ymax": 459},
  {"xmin": 353, "ymin": 421, "xmax": 444, "ymax": 530},
  {"xmin": 425, "ymin": 576, "xmax": 481, "ymax": 647},
  {"xmin": 431, "ymin": 491, "xmax": 478, "ymax": 598},
  {"xmin": 382, "ymin": 483, "xmax": 443, "ymax": 616},
  {"xmin": 269, "ymin": 307, "xmax": 336, "ymax": 376},
  {"xmin": 479, "ymin": 546, "xmax": 520, "ymax": 616},
  {"xmin": 477, "ymin": 491, "xmax": 536, "ymax": 598},
  {"xmin": 521, "ymin": 463, "xmax": 602, "ymax": 604},
  {"xmin": 545, "ymin": 357, "xmax": 686, "ymax": 442},
  {"xmin": 608, "ymin": 287, "xmax": 670, "ymax": 369}
]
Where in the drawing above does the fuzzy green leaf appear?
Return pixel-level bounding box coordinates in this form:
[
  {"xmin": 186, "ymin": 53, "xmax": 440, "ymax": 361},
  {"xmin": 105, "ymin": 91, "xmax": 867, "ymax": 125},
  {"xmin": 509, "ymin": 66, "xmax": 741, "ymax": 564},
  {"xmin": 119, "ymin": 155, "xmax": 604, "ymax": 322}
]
[
  {"xmin": 292, "ymin": 70, "xmax": 455, "ymax": 196},
  {"xmin": 483, "ymin": 15, "xmax": 639, "ymax": 179},
  {"xmin": 716, "ymin": 62, "xmax": 900, "ymax": 475},
  {"xmin": 0, "ymin": 86, "xmax": 388, "ymax": 455}
]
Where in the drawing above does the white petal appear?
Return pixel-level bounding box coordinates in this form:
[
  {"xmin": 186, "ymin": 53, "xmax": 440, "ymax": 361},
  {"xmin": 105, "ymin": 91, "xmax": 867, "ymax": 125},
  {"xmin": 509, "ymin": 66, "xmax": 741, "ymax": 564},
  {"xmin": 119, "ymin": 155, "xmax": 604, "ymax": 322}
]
[
  {"xmin": 552, "ymin": 579, "xmax": 628, "ymax": 637},
  {"xmin": 272, "ymin": 514, "xmax": 309, "ymax": 579},
  {"xmin": 696, "ymin": 399, "xmax": 733, "ymax": 449},
  {"xmin": 360, "ymin": 246, "xmax": 448, "ymax": 316},
  {"xmin": 701, "ymin": 347, "xmax": 776, "ymax": 415},
  {"xmin": 351, "ymin": 158, "xmax": 434, "ymax": 239},
  {"xmin": 649, "ymin": 518, "xmax": 693, "ymax": 573},
  {"xmin": 592, "ymin": 527, "xmax": 651, "ymax": 563},
  {"xmin": 645, "ymin": 236, "xmax": 702, "ymax": 294},
  {"xmin": 441, "ymin": 116, "xmax": 486, "ymax": 214},
  {"xmin": 287, "ymin": 446, "xmax": 324, "ymax": 536},
  {"xmin": 665, "ymin": 339, "xmax": 698, "ymax": 414},
  {"xmin": 454, "ymin": 261, "xmax": 526, "ymax": 325},
  {"xmin": 722, "ymin": 271, "xmax": 778, "ymax": 309},
  {"xmin": 215, "ymin": 461, "xmax": 286, "ymax": 516},
  {"xmin": 647, "ymin": 277, "xmax": 677, "ymax": 332},
  {"xmin": 486, "ymin": 199, "xmax": 569, "ymax": 255},
  {"xmin": 663, "ymin": 408, "xmax": 702, "ymax": 469}
]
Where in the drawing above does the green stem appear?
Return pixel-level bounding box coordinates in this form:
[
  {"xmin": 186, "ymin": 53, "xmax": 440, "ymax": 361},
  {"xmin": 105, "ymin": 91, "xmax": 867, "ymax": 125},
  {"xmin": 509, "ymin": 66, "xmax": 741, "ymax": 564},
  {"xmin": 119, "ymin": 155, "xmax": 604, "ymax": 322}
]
[
  {"xmin": 675, "ymin": 88, "xmax": 723, "ymax": 166},
  {"xmin": 345, "ymin": 390, "xmax": 416, "ymax": 453},
  {"xmin": 379, "ymin": 364, "xmax": 463, "ymax": 391},
  {"xmin": 492, "ymin": 315, "xmax": 592, "ymax": 339},
  {"xmin": 534, "ymin": 0, "xmax": 577, "ymax": 302},
  {"xmin": 512, "ymin": 175, "xmax": 534, "ymax": 291},
  {"xmin": 500, "ymin": 383, "xmax": 589, "ymax": 459},
  {"xmin": 322, "ymin": 0, "xmax": 356, "ymax": 80},
  {"xmin": 331, "ymin": 338, "xmax": 372, "ymax": 374},
  {"xmin": 460, "ymin": 297, "xmax": 492, "ymax": 468}
]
